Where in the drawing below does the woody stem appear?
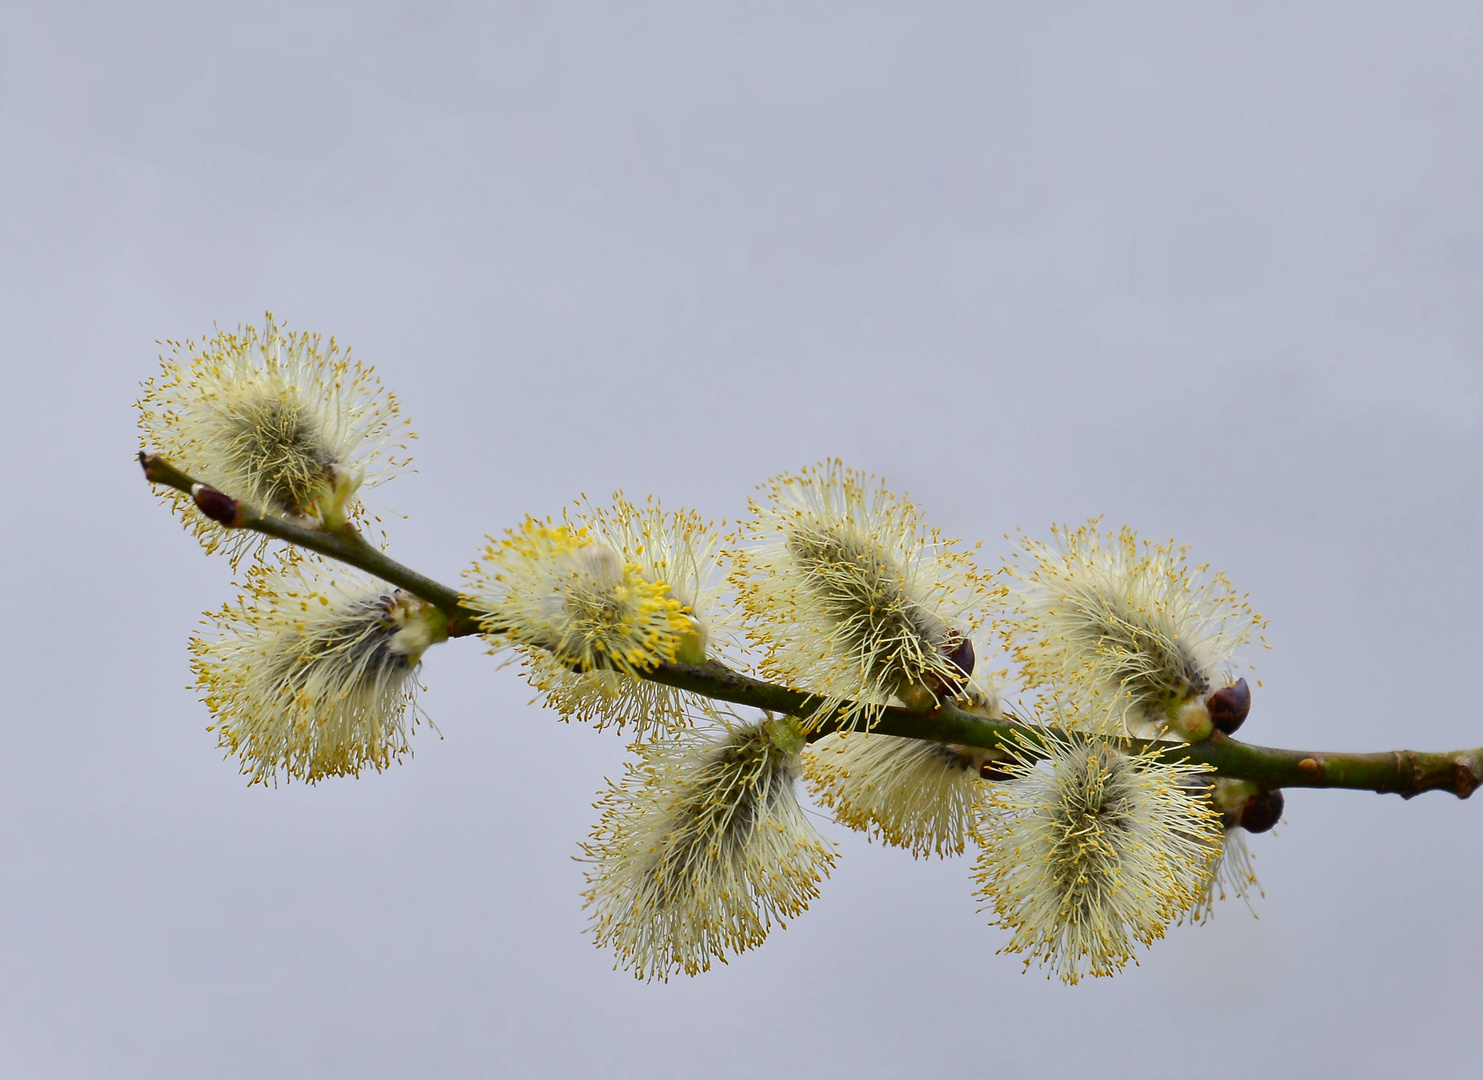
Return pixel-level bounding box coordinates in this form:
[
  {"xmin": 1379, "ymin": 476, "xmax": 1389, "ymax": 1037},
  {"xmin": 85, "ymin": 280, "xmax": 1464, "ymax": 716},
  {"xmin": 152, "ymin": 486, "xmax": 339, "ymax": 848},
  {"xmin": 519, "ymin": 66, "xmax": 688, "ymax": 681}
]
[{"xmin": 140, "ymin": 452, "xmax": 1483, "ymax": 800}]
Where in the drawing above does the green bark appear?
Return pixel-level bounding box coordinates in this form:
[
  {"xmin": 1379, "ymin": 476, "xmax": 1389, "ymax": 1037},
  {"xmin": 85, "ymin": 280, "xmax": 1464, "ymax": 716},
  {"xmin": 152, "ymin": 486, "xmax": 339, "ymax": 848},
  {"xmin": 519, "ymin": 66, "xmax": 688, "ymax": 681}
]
[{"xmin": 140, "ymin": 452, "xmax": 1483, "ymax": 800}]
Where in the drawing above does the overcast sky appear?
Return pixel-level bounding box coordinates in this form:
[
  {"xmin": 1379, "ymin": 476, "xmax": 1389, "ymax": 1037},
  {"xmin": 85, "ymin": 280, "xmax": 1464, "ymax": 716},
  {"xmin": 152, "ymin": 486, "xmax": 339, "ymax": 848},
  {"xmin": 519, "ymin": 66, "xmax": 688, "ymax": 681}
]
[{"xmin": 3, "ymin": 2, "xmax": 1482, "ymax": 1077}]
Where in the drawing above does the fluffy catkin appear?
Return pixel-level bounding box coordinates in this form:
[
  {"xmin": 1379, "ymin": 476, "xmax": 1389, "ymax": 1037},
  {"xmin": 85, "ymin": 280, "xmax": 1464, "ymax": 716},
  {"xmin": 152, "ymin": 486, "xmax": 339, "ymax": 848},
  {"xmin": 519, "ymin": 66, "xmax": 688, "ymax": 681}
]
[
  {"xmin": 581, "ymin": 715, "xmax": 835, "ymax": 980},
  {"xmin": 733, "ymin": 461, "xmax": 999, "ymax": 729},
  {"xmin": 192, "ymin": 560, "xmax": 444, "ymax": 784},
  {"xmin": 972, "ymin": 727, "xmax": 1220, "ymax": 984},
  {"xmin": 1005, "ymin": 522, "xmax": 1263, "ymax": 736},
  {"xmin": 463, "ymin": 517, "xmax": 692, "ymax": 692},
  {"xmin": 138, "ymin": 314, "xmax": 410, "ymax": 564},
  {"xmin": 518, "ymin": 495, "xmax": 732, "ymax": 738},
  {"xmin": 804, "ymin": 657, "xmax": 1005, "ymax": 857}
]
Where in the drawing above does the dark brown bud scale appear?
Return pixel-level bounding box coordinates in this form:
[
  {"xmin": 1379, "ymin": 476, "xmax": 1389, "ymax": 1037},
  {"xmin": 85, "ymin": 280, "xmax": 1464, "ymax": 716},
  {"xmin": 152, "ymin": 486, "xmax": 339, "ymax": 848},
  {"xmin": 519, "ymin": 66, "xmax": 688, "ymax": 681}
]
[
  {"xmin": 943, "ymin": 635, "xmax": 976, "ymax": 681},
  {"xmin": 912, "ymin": 631, "xmax": 977, "ymax": 703},
  {"xmin": 192, "ymin": 484, "xmax": 241, "ymax": 527},
  {"xmin": 1206, "ymin": 678, "xmax": 1251, "ymax": 735},
  {"xmin": 1239, "ymin": 788, "xmax": 1284, "ymax": 834},
  {"xmin": 979, "ymin": 761, "xmax": 1013, "ymax": 782}
]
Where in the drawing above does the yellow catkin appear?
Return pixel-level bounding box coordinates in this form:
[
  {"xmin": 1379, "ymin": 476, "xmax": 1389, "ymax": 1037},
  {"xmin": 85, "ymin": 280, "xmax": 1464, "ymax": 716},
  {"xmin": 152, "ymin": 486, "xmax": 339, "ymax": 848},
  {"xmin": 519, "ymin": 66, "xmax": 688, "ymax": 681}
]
[
  {"xmin": 803, "ymin": 666, "xmax": 1005, "ymax": 858},
  {"xmin": 732, "ymin": 460, "xmax": 1002, "ymax": 730},
  {"xmin": 581, "ymin": 715, "xmax": 835, "ymax": 981},
  {"xmin": 137, "ymin": 313, "xmax": 412, "ymax": 565},
  {"xmin": 972, "ymin": 726, "xmax": 1221, "ymax": 984},
  {"xmin": 463, "ymin": 517, "xmax": 695, "ymax": 720},
  {"xmin": 1003, "ymin": 521, "xmax": 1264, "ymax": 736},
  {"xmin": 192, "ymin": 559, "xmax": 444, "ymax": 784},
  {"xmin": 515, "ymin": 495, "xmax": 733, "ymax": 739},
  {"xmin": 806, "ymin": 731, "xmax": 992, "ymax": 858}
]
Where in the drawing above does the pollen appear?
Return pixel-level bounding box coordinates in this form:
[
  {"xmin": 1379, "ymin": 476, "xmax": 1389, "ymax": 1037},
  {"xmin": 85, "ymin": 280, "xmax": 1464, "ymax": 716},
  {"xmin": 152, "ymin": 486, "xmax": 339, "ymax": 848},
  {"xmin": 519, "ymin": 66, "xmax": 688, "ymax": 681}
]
[{"xmin": 462, "ymin": 513, "xmax": 700, "ymax": 726}]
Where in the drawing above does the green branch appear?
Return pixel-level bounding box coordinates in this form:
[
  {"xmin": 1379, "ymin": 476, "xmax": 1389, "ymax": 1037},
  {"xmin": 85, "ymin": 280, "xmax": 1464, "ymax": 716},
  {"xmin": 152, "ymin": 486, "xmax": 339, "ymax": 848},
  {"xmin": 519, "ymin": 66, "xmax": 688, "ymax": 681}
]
[
  {"xmin": 140, "ymin": 452, "xmax": 1483, "ymax": 801},
  {"xmin": 643, "ymin": 661, "xmax": 1482, "ymax": 799},
  {"xmin": 138, "ymin": 453, "xmax": 486, "ymax": 637}
]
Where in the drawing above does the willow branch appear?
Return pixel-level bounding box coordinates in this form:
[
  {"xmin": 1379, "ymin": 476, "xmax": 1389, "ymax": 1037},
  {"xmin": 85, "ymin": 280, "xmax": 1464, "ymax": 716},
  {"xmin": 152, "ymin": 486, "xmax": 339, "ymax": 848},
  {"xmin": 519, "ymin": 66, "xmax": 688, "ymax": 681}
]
[
  {"xmin": 643, "ymin": 662, "xmax": 1482, "ymax": 799},
  {"xmin": 139, "ymin": 452, "xmax": 1483, "ymax": 801},
  {"xmin": 138, "ymin": 453, "xmax": 486, "ymax": 637}
]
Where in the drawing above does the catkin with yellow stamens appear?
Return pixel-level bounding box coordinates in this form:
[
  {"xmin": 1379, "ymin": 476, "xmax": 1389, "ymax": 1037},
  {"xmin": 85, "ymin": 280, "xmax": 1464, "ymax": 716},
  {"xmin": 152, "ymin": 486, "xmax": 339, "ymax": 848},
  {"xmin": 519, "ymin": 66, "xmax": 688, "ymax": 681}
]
[
  {"xmin": 732, "ymin": 461, "xmax": 999, "ymax": 729},
  {"xmin": 972, "ymin": 725, "xmax": 1221, "ymax": 984},
  {"xmin": 137, "ymin": 314, "xmax": 411, "ymax": 564},
  {"xmin": 463, "ymin": 518, "xmax": 694, "ymax": 715},
  {"xmin": 581, "ymin": 714, "xmax": 835, "ymax": 981},
  {"xmin": 1004, "ymin": 522, "xmax": 1264, "ymax": 739},
  {"xmin": 519, "ymin": 495, "xmax": 733, "ymax": 739},
  {"xmin": 193, "ymin": 560, "xmax": 446, "ymax": 784}
]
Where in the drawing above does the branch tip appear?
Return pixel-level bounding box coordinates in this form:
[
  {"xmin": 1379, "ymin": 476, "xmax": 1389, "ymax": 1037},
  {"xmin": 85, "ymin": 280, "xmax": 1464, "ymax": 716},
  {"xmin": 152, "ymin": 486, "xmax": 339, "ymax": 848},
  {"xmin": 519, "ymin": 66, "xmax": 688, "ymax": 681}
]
[{"xmin": 138, "ymin": 450, "xmax": 169, "ymax": 484}]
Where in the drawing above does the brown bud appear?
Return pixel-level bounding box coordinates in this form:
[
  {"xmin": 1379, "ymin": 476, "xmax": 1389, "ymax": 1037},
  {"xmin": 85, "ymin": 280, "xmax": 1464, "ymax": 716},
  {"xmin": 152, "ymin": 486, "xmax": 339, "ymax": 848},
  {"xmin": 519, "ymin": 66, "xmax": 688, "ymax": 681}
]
[
  {"xmin": 909, "ymin": 631, "xmax": 977, "ymax": 705},
  {"xmin": 1238, "ymin": 788, "xmax": 1283, "ymax": 834},
  {"xmin": 192, "ymin": 484, "xmax": 241, "ymax": 527},
  {"xmin": 1206, "ymin": 678, "xmax": 1251, "ymax": 735},
  {"xmin": 943, "ymin": 634, "xmax": 975, "ymax": 681},
  {"xmin": 979, "ymin": 761, "xmax": 1013, "ymax": 782}
]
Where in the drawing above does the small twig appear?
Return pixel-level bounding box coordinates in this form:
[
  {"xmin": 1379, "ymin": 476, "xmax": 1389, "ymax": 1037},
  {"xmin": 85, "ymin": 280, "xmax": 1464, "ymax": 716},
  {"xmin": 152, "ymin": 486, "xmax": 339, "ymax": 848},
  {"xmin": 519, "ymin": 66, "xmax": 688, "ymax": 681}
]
[
  {"xmin": 139, "ymin": 452, "xmax": 486, "ymax": 637},
  {"xmin": 140, "ymin": 452, "xmax": 1483, "ymax": 800}
]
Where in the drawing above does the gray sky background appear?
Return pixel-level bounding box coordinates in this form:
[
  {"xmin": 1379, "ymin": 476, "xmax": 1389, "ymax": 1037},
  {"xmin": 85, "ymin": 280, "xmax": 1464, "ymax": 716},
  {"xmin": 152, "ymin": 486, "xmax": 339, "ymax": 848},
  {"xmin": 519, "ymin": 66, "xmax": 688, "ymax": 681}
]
[{"xmin": 3, "ymin": 2, "xmax": 1481, "ymax": 1077}]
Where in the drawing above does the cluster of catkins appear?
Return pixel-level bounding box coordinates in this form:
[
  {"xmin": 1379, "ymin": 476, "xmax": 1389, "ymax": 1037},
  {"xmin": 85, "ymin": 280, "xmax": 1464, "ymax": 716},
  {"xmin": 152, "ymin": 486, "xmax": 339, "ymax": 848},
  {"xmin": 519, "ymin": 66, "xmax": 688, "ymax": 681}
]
[{"xmin": 139, "ymin": 317, "xmax": 1277, "ymax": 986}]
